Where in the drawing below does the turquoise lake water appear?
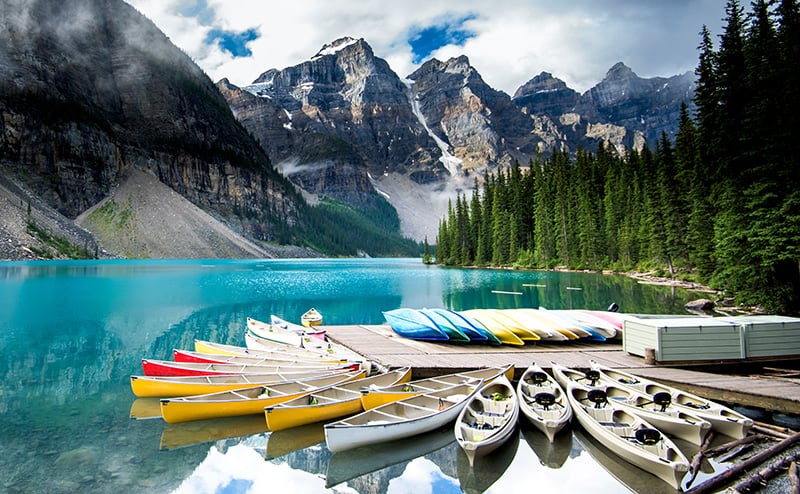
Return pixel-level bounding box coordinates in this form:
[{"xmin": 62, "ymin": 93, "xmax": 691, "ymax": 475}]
[{"xmin": 0, "ymin": 258, "xmax": 708, "ymax": 493}]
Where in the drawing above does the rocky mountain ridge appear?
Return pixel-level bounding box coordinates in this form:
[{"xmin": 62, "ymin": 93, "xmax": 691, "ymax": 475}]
[{"xmin": 220, "ymin": 37, "xmax": 696, "ymax": 241}]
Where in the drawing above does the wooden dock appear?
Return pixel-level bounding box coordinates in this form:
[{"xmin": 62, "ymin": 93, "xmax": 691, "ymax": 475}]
[{"xmin": 324, "ymin": 324, "xmax": 800, "ymax": 415}]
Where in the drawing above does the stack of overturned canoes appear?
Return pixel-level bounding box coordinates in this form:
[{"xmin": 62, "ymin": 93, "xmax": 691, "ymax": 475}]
[
  {"xmin": 130, "ymin": 315, "xmax": 757, "ymax": 490},
  {"xmin": 383, "ymin": 307, "xmax": 627, "ymax": 345}
]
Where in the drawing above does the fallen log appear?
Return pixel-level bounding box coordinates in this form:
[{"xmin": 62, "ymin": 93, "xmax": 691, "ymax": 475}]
[
  {"xmin": 685, "ymin": 431, "xmax": 800, "ymax": 494},
  {"xmin": 704, "ymin": 434, "xmax": 766, "ymax": 457},
  {"xmin": 730, "ymin": 451, "xmax": 800, "ymax": 493},
  {"xmin": 718, "ymin": 443, "xmax": 754, "ymax": 463},
  {"xmin": 790, "ymin": 461, "xmax": 800, "ymax": 494},
  {"xmin": 754, "ymin": 420, "xmax": 795, "ymax": 435}
]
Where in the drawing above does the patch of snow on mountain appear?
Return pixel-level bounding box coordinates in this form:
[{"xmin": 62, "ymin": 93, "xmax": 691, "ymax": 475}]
[
  {"xmin": 312, "ymin": 37, "xmax": 359, "ymax": 60},
  {"xmin": 403, "ymin": 80, "xmax": 462, "ymax": 176}
]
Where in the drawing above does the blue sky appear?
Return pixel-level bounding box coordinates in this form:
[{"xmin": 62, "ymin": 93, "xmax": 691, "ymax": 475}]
[
  {"xmin": 408, "ymin": 15, "xmax": 478, "ymax": 64},
  {"xmin": 127, "ymin": 0, "xmax": 728, "ymax": 94},
  {"xmin": 206, "ymin": 28, "xmax": 259, "ymax": 58}
]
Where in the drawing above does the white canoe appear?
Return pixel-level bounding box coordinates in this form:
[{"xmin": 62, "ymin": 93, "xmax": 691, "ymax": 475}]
[
  {"xmin": 301, "ymin": 308, "xmax": 323, "ymax": 327},
  {"xmin": 563, "ymin": 380, "xmax": 690, "ymax": 490},
  {"xmin": 247, "ymin": 316, "xmax": 325, "ymax": 347},
  {"xmin": 517, "ymin": 363, "xmax": 572, "ymax": 442},
  {"xmin": 553, "ymin": 363, "xmax": 713, "ymax": 445},
  {"xmin": 455, "ymin": 375, "xmax": 520, "ymax": 466},
  {"xmin": 194, "ymin": 339, "xmax": 354, "ymax": 361},
  {"xmin": 589, "ymin": 360, "xmax": 753, "ymax": 439},
  {"xmin": 324, "ymin": 381, "xmax": 482, "ymax": 453},
  {"xmin": 360, "ymin": 364, "xmax": 514, "ymax": 411},
  {"xmin": 245, "ymin": 327, "xmax": 371, "ymax": 373}
]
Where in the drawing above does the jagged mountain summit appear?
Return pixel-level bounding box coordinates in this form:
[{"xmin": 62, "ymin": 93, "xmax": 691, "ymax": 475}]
[{"xmin": 220, "ymin": 38, "xmax": 695, "ymax": 241}]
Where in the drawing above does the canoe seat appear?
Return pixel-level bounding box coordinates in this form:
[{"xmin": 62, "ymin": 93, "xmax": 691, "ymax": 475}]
[
  {"xmin": 463, "ymin": 426, "xmax": 492, "ymax": 442},
  {"xmin": 598, "ymin": 421, "xmax": 631, "ymax": 428},
  {"xmin": 481, "ymin": 394, "xmax": 511, "ymax": 414},
  {"xmin": 523, "ymin": 382, "xmax": 555, "ymax": 397},
  {"xmin": 525, "ymin": 371, "xmax": 550, "ymax": 386}
]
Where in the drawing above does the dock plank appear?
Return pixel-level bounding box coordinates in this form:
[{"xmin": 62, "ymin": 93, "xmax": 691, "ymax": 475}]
[{"xmin": 324, "ymin": 324, "xmax": 800, "ymax": 414}]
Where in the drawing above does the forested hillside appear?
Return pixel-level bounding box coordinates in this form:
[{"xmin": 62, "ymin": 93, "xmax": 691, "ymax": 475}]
[{"xmin": 435, "ymin": 0, "xmax": 800, "ymax": 314}]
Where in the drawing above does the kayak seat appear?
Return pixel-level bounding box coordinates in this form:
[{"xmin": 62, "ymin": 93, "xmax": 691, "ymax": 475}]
[
  {"xmin": 586, "ymin": 389, "xmax": 608, "ymax": 408},
  {"xmin": 652, "ymin": 391, "xmax": 672, "ymax": 412},
  {"xmin": 583, "ymin": 370, "xmax": 601, "ymax": 385},
  {"xmin": 533, "ymin": 392, "xmax": 557, "ymax": 410},
  {"xmin": 527, "ymin": 371, "xmax": 550, "ymax": 386},
  {"xmin": 634, "ymin": 427, "xmax": 662, "ymax": 445}
]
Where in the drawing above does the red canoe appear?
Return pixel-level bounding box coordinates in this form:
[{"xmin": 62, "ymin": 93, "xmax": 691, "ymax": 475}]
[{"xmin": 141, "ymin": 359, "xmax": 362, "ymax": 377}]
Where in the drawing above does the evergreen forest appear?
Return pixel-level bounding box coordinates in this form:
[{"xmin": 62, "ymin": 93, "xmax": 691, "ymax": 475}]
[{"xmin": 434, "ymin": 0, "xmax": 800, "ymax": 314}]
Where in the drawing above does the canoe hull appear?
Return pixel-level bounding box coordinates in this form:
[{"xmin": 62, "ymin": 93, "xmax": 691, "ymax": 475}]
[
  {"xmin": 265, "ymin": 368, "xmax": 412, "ymax": 431},
  {"xmin": 130, "ymin": 369, "xmax": 355, "ymax": 398},
  {"xmin": 458, "ymin": 310, "xmax": 526, "ymax": 346},
  {"xmin": 383, "ymin": 308, "xmax": 449, "ymax": 341},
  {"xmin": 455, "ymin": 375, "xmax": 520, "ymax": 466},
  {"xmin": 590, "ymin": 360, "xmax": 753, "ymax": 439},
  {"xmin": 325, "ymin": 382, "xmax": 482, "ymax": 453},
  {"xmin": 517, "ymin": 363, "xmax": 572, "ymax": 442},
  {"xmin": 564, "ymin": 381, "xmax": 690, "ymax": 490},
  {"xmin": 360, "ymin": 365, "xmax": 514, "ymax": 410},
  {"xmin": 159, "ymin": 371, "xmax": 363, "ymax": 423},
  {"xmin": 141, "ymin": 358, "xmax": 358, "ymax": 377}
]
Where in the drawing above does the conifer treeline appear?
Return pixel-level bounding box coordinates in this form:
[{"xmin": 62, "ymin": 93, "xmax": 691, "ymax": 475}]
[{"xmin": 435, "ymin": 0, "xmax": 800, "ymax": 313}]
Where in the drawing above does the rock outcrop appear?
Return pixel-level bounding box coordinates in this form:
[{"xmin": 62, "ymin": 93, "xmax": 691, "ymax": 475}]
[{"xmin": 0, "ymin": 0, "xmax": 303, "ymax": 258}]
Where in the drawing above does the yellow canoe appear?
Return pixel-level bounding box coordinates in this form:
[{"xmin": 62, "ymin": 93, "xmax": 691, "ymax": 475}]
[
  {"xmin": 130, "ymin": 368, "xmax": 358, "ymax": 398},
  {"xmin": 265, "ymin": 367, "xmax": 412, "ymax": 432},
  {"xmin": 360, "ymin": 364, "xmax": 514, "ymax": 411},
  {"xmin": 502, "ymin": 308, "xmax": 578, "ymax": 340},
  {"xmin": 159, "ymin": 370, "xmax": 365, "ymax": 423},
  {"xmin": 459, "ymin": 310, "xmax": 527, "ymax": 345}
]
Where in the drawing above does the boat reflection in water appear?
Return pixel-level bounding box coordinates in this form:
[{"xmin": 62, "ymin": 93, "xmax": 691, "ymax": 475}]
[
  {"xmin": 129, "ymin": 398, "xmax": 163, "ymax": 420},
  {"xmin": 265, "ymin": 422, "xmax": 326, "ymax": 461},
  {"xmin": 159, "ymin": 414, "xmax": 269, "ymax": 451},
  {"xmin": 520, "ymin": 422, "xmax": 573, "ymax": 469},
  {"xmin": 456, "ymin": 424, "xmax": 519, "ymax": 494},
  {"xmin": 325, "ymin": 425, "xmax": 456, "ymax": 488},
  {"xmin": 573, "ymin": 428, "xmax": 693, "ymax": 494}
]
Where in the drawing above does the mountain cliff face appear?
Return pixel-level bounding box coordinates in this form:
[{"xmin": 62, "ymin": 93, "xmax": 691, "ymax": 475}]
[
  {"xmin": 574, "ymin": 62, "xmax": 696, "ymax": 146},
  {"xmin": 1, "ymin": 3, "xmax": 696, "ymax": 255},
  {"xmin": 221, "ymin": 39, "xmax": 695, "ymax": 241},
  {"xmin": 511, "ymin": 64, "xmax": 696, "ymax": 154},
  {"xmin": 0, "ymin": 0, "xmax": 302, "ymax": 259}
]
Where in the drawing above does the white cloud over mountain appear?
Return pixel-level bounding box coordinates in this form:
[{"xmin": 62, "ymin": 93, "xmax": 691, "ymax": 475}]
[{"xmin": 126, "ymin": 0, "xmax": 726, "ymax": 94}]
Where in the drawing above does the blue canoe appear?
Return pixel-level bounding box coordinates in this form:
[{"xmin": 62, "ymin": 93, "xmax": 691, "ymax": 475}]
[
  {"xmin": 383, "ymin": 308, "xmax": 449, "ymax": 342},
  {"xmin": 429, "ymin": 308, "xmax": 503, "ymax": 345},
  {"xmin": 418, "ymin": 308, "xmax": 471, "ymax": 343}
]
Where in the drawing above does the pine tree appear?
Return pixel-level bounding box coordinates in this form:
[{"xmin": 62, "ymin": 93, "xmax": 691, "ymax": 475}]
[
  {"xmin": 469, "ymin": 180, "xmax": 485, "ymax": 266},
  {"xmin": 676, "ymin": 103, "xmax": 715, "ymax": 279},
  {"xmin": 532, "ymin": 156, "xmax": 555, "ymax": 267},
  {"xmin": 422, "ymin": 236, "xmax": 432, "ymax": 264}
]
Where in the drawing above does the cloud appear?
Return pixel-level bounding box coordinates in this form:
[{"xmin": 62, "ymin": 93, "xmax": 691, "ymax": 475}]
[{"xmin": 126, "ymin": 0, "xmax": 728, "ymax": 94}]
